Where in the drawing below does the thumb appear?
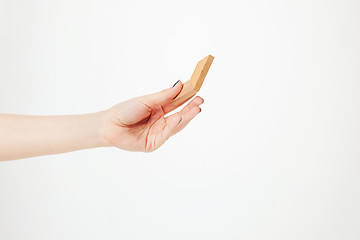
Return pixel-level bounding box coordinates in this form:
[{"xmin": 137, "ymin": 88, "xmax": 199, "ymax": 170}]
[
  {"xmin": 111, "ymin": 99, "xmax": 152, "ymax": 126},
  {"xmin": 150, "ymin": 80, "xmax": 183, "ymax": 104}
]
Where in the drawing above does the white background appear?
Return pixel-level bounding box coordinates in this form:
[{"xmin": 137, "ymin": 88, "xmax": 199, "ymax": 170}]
[{"xmin": 1, "ymin": 0, "xmax": 360, "ymax": 239}]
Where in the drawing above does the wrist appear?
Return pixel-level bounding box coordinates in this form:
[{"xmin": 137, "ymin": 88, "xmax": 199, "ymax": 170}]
[{"xmin": 94, "ymin": 110, "xmax": 112, "ymax": 148}]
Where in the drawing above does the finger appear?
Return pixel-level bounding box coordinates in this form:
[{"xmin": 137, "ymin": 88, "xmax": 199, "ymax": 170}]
[
  {"xmin": 171, "ymin": 106, "xmax": 202, "ymax": 136},
  {"xmin": 162, "ymin": 94, "xmax": 203, "ymax": 115},
  {"xmin": 164, "ymin": 96, "xmax": 204, "ymax": 128},
  {"xmin": 179, "ymin": 96, "xmax": 204, "ymax": 115},
  {"xmin": 149, "ymin": 80, "xmax": 183, "ymax": 105},
  {"xmin": 155, "ymin": 113, "xmax": 182, "ymax": 149},
  {"xmin": 163, "ymin": 95, "xmax": 204, "ymax": 137}
]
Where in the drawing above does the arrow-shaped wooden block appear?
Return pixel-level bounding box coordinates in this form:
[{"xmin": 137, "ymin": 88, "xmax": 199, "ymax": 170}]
[{"xmin": 172, "ymin": 55, "xmax": 214, "ymax": 105}]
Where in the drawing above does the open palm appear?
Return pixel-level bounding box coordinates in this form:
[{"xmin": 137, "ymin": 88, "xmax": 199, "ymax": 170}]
[{"xmin": 102, "ymin": 81, "xmax": 204, "ymax": 152}]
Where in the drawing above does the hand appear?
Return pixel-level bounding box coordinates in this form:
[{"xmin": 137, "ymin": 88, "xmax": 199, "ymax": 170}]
[
  {"xmin": 0, "ymin": 80, "xmax": 203, "ymax": 160},
  {"xmin": 101, "ymin": 81, "xmax": 204, "ymax": 152}
]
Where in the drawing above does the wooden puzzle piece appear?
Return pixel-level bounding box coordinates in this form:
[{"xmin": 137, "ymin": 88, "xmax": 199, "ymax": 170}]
[{"xmin": 172, "ymin": 55, "xmax": 214, "ymax": 105}]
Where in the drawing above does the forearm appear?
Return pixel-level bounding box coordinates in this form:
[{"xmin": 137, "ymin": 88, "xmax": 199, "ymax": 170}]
[{"xmin": 0, "ymin": 112, "xmax": 108, "ymax": 161}]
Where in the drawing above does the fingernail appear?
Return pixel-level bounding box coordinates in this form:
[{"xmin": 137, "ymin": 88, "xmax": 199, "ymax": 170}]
[
  {"xmin": 173, "ymin": 80, "xmax": 180, "ymax": 87},
  {"xmin": 178, "ymin": 118, "xmax": 182, "ymax": 124}
]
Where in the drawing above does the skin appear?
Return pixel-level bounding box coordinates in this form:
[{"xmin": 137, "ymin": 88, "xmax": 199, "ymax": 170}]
[{"xmin": 0, "ymin": 81, "xmax": 204, "ymax": 161}]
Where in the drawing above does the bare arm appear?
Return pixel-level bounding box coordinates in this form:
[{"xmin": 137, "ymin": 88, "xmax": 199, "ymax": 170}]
[
  {"xmin": 0, "ymin": 81, "xmax": 204, "ymax": 161},
  {"xmin": 0, "ymin": 112, "xmax": 107, "ymax": 160}
]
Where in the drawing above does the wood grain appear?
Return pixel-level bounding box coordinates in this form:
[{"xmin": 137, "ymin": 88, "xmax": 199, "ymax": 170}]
[{"xmin": 172, "ymin": 55, "xmax": 214, "ymax": 105}]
